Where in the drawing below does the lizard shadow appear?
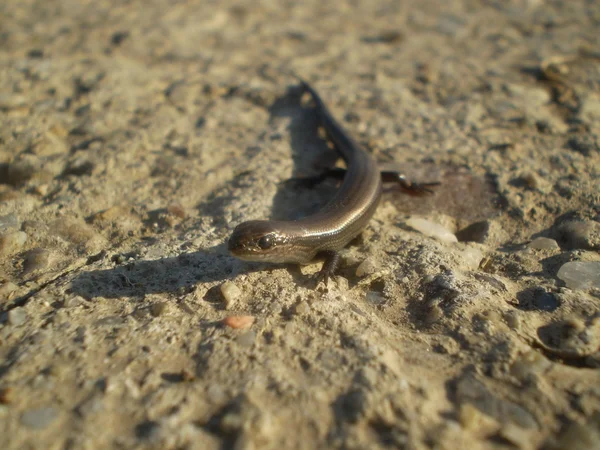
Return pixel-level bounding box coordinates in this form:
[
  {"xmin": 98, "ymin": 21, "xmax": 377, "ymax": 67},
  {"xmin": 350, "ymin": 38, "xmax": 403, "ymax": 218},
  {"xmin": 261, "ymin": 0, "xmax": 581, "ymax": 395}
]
[
  {"xmin": 267, "ymin": 83, "xmax": 341, "ymax": 221},
  {"xmin": 69, "ymin": 243, "xmax": 270, "ymax": 300}
]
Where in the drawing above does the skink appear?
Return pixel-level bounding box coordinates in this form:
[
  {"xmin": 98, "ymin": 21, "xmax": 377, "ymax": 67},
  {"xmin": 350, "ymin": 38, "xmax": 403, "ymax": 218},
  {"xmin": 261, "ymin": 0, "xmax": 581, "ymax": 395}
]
[{"xmin": 228, "ymin": 80, "xmax": 436, "ymax": 281}]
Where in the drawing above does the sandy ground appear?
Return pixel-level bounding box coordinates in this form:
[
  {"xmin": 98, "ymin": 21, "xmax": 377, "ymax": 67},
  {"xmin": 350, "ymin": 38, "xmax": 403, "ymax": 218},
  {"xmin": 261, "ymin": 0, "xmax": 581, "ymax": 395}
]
[{"xmin": 1, "ymin": 0, "xmax": 600, "ymax": 448}]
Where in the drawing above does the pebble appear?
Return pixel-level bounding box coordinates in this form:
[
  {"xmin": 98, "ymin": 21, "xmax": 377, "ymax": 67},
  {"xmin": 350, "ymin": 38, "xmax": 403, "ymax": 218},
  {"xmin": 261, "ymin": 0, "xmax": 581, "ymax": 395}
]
[
  {"xmin": 167, "ymin": 203, "xmax": 187, "ymax": 219},
  {"xmin": 31, "ymin": 128, "xmax": 69, "ymax": 156},
  {"xmin": 206, "ymin": 384, "xmax": 227, "ymax": 404},
  {"xmin": 498, "ymin": 423, "xmax": 532, "ymax": 450},
  {"xmin": 356, "ymin": 258, "xmax": 378, "ymax": 277},
  {"xmin": 528, "ymin": 237, "xmax": 559, "ymax": 250},
  {"xmin": 460, "ymin": 247, "xmax": 484, "ymax": 270},
  {"xmin": 0, "ymin": 282, "xmax": 19, "ymax": 301},
  {"xmin": 354, "ymin": 366, "xmax": 379, "ymax": 389},
  {"xmin": 365, "ymin": 291, "xmax": 385, "ymax": 306},
  {"xmin": 76, "ymin": 393, "xmax": 104, "ymax": 417},
  {"xmin": 236, "ymin": 330, "xmax": 256, "ymax": 348},
  {"xmin": 406, "ymin": 217, "xmax": 457, "ymax": 243},
  {"xmin": 223, "ymin": 315, "xmax": 254, "ymax": 329},
  {"xmin": 22, "ymin": 248, "xmax": 50, "ymax": 274},
  {"xmin": 579, "ymin": 94, "xmax": 600, "ymax": 124},
  {"xmin": 20, "ymin": 406, "xmax": 59, "ymax": 429},
  {"xmin": 0, "ymin": 214, "xmax": 19, "ymax": 232},
  {"xmin": 567, "ymin": 134, "xmax": 599, "ymax": 156},
  {"xmin": 0, "ymin": 231, "xmax": 27, "ymax": 256},
  {"xmin": 553, "ymin": 421, "xmax": 599, "ymax": 450},
  {"xmin": 293, "ymin": 301, "xmax": 309, "ymax": 315},
  {"xmin": 8, "ymin": 307, "xmax": 27, "ymax": 326},
  {"xmin": 532, "ymin": 289, "xmax": 560, "ymax": 311},
  {"xmin": 51, "ymin": 217, "xmax": 105, "ymax": 254},
  {"xmin": 220, "ymin": 281, "xmax": 242, "ymax": 310},
  {"xmin": 511, "ymin": 351, "xmax": 551, "ymax": 379},
  {"xmin": 557, "ymin": 262, "xmax": 600, "ymax": 289},
  {"xmin": 63, "ymin": 296, "xmax": 85, "ymax": 308},
  {"xmin": 504, "ymin": 311, "xmax": 522, "ymax": 331},
  {"xmin": 555, "ymin": 220, "xmax": 600, "ymax": 250},
  {"xmin": 0, "ymin": 387, "xmax": 13, "ymax": 404},
  {"xmin": 459, "ymin": 403, "xmax": 499, "ymax": 434}
]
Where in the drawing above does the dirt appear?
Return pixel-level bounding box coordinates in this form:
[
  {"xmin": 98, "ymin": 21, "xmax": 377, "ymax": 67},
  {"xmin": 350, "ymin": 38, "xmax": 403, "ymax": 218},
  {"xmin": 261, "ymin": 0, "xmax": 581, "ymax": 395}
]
[{"xmin": 1, "ymin": 0, "xmax": 600, "ymax": 449}]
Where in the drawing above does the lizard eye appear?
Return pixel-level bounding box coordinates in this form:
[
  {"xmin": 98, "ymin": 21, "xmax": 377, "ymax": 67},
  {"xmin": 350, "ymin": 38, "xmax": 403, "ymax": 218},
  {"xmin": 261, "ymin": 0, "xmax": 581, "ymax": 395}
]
[{"xmin": 257, "ymin": 235, "xmax": 274, "ymax": 250}]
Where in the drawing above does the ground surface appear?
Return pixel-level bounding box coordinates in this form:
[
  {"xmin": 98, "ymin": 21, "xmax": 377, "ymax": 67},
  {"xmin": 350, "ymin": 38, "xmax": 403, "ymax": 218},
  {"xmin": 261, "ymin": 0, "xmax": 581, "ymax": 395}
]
[{"xmin": 1, "ymin": 0, "xmax": 600, "ymax": 449}]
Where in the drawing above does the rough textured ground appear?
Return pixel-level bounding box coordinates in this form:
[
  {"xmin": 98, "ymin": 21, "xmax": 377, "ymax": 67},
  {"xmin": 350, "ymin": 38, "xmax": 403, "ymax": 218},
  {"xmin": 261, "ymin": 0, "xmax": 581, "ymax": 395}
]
[{"xmin": 1, "ymin": 0, "xmax": 600, "ymax": 449}]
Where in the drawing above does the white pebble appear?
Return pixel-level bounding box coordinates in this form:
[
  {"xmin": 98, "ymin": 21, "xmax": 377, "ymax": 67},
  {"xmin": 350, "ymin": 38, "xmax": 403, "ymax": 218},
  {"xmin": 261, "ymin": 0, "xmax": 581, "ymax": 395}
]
[
  {"xmin": 460, "ymin": 247, "xmax": 484, "ymax": 270},
  {"xmin": 8, "ymin": 307, "xmax": 27, "ymax": 326},
  {"xmin": 528, "ymin": 237, "xmax": 559, "ymax": 250},
  {"xmin": 356, "ymin": 258, "xmax": 378, "ymax": 277},
  {"xmin": 557, "ymin": 261, "xmax": 600, "ymax": 289},
  {"xmin": 220, "ymin": 281, "xmax": 242, "ymax": 310},
  {"xmin": 0, "ymin": 231, "xmax": 27, "ymax": 256},
  {"xmin": 406, "ymin": 217, "xmax": 458, "ymax": 243}
]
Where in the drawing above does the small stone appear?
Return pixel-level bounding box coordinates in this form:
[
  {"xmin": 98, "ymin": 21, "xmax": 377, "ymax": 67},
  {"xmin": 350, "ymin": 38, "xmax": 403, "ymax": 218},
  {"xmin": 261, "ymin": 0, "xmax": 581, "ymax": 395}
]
[
  {"xmin": 206, "ymin": 384, "xmax": 227, "ymax": 404},
  {"xmin": 76, "ymin": 394, "xmax": 104, "ymax": 417},
  {"xmin": 554, "ymin": 421, "xmax": 600, "ymax": 450},
  {"xmin": 8, "ymin": 307, "xmax": 27, "ymax": 326},
  {"xmin": 51, "ymin": 217, "xmax": 105, "ymax": 254},
  {"xmin": 0, "ymin": 387, "xmax": 13, "ymax": 404},
  {"xmin": 460, "ymin": 247, "xmax": 484, "ymax": 270},
  {"xmin": 223, "ymin": 315, "xmax": 254, "ymax": 329},
  {"xmin": 406, "ymin": 217, "xmax": 457, "ymax": 243},
  {"xmin": 567, "ymin": 134, "xmax": 599, "ymax": 156},
  {"xmin": 294, "ymin": 301, "xmax": 309, "ymax": 315},
  {"xmin": 0, "ymin": 282, "xmax": 19, "ymax": 302},
  {"xmin": 63, "ymin": 296, "xmax": 85, "ymax": 308},
  {"xmin": 356, "ymin": 258, "xmax": 378, "ymax": 277},
  {"xmin": 498, "ymin": 423, "xmax": 533, "ymax": 449},
  {"xmin": 528, "ymin": 237, "xmax": 559, "ymax": 250},
  {"xmin": 459, "ymin": 403, "xmax": 499, "ymax": 434},
  {"xmin": 365, "ymin": 291, "xmax": 385, "ymax": 306},
  {"xmin": 557, "ymin": 262, "xmax": 600, "ymax": 290},
  {"xmin": 504, "ymin": 311, "xmax": 522, "ymax": 331},
  {"xmin": 20, "ymin": 406, "xmax": 59, "ymax": 429},
  {"xmin": 0, "ymin": 214, "xmax": 19, "ymax": 232},
  {"xmin": 579, "ymin": 94, "xmax": 600, "ymax": 124},
  {"xmin": 555, "ymin": 220, "xmax": 600, "ymax": 250},
  {"xmin": 511, "ymin": 351, "xmax": 551, "ymax": 379},
  {"xmin": 354, "ymin": 366, "xmax": 379, "ymax": 389},
  {"xmin": 220, "ymin": 412, "xmax": 243, "ymax": 433},
  {"xmin": 31, "ymin": 129, "xmax": 69, "ymax": 156},
  {"xmin": 220, "ymin": 281, "xmax": 242, "ymax": 310},
  {"xmin": 22, "ymin": 248, "xmax": 50, "ymax": 274},
  {"xmin": 236, "ymin": 330, "xmax": 256, "ymax": 348},
  {"xmin": 167, "ymin": 203, "xmax": 187, "ymax": 219},
  {"xmin": 150, "ymin": 302, "xmax": 168, "ymax": 317},
  {"xmin": 0, "ymin": 231, "xmax": 27, "ymax": 256}
]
